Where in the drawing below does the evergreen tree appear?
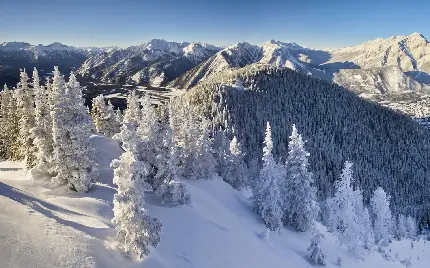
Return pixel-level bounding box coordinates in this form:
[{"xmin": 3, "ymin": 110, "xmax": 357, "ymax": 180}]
[
  {"xmin": 282, "ymin": 124, "xmax": 319, "ymax": 231},
  {"xmin": 155, "ymin": 104, "xmax": 191, "ymax": 204},
  {"xmin": 370, "ymin": 187, "xmax": 393, "ymax": 246},
  {"xmin": 91, "ymin": 94, "xmax": 118, "ymax": 137},
  {"xmin": 0, "ymin": 85, "xmax": 18, "ymax": 159},
  {"xmin": 111, "ymin": 122, "xmax": 162, "ymax": 258},
  {"xmin": 327, "ymin": 161, "xmax": 366, "ymax": 255},
  {"xmin": 361, "ymin": 207, "xmax": 375, "ymax": 250},
  {"xmin": 123, "ymin": 90, "xmax": 141, "ymax": 127},
  {"xmin": 253, "ymin": 122, "xmax": 282, "ymax": 240},
  {"xmin": 174, "ymin": 107, "xmax": 215, "ymax": 180},
  {"xmin": 307, "ymin": 231, "xmax": 326, "ymax": 266},
  {"xmin": 396, "ymin": 214, "xmax": 408, "ymax": 239},
  {"xmin": 30, "ymin": 68, "xmax": 54, "ymax": 173},
  {"xmin": 405, "ymin": 216, "xmax": 418, "ymax": 239},
  {"xmin": 51, "ymin": 70, "xmax": 97, "ymax": 192},
  {"xmin": 222, "ymin": 136, "xmax": 248, "ymax": 190},
  {"xmin": 15, "ymin": 69, "xmax": 36, "ymax": 167},
  {"xmin": 212, "ymin": 128, "xmax": 230, "ymax": 177}
]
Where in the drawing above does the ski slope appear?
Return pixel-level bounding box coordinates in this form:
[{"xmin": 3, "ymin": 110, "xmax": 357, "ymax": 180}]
[{"xmin": 0, "ymin": 135, "xmax": 429, "ymax": 267}]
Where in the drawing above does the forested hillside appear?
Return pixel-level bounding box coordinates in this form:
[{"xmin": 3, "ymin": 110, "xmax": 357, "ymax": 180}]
[{"xmin": 176, "ymin": 65, "xmax": 430, "ymax": 224}]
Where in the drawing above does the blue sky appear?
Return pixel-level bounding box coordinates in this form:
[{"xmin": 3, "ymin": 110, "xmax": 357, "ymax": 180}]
[{"xmin": 0, "ymin": 0, "xmax": 428, "ymax": 48}]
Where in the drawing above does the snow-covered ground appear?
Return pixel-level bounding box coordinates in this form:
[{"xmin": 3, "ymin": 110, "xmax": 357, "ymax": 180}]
[{"xmin": 0, "ymin": 135, "xmax": 429, "ymax": 267}]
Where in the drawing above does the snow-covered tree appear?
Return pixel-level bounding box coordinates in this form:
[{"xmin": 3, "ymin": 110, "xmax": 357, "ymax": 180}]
[
  {"xmin": 396, "ymin": 214, "xmax": 408, "ymax": 239},
  {"xmin": 15, "ymin": 69, "xmax": 36, "ymax": 167},
  {"xmin": 0, "ymin": 85, "xmax": 19, "ymax": 159},
  {"xmin": 91, "ymin": 95, "xmax": 118, "ymax": 137},
  {"xmin": 362, "ymin": 207, "xmax": 375, "ymax": 250},
  {"xmin": 222, "ymin": 136, "xmax": 248, "ymax": 190},
  {"xmin": 123, "ymin": 90, "xmax": 141, "ymax": 127},
  {"xmin": 327, "ymin": 161, "xmax": 367, "ymax": 255},
  {"xmin": 253, "ymin": 122, "xmax": 282, "ymax": 240},
  {"xmin": 212, "ymin": 128, "xmax": 230, "ymax": 177},
  {"xmin": 174, "ymin": 107, "xmax": 215, "ymax": 180},
  {"xmin": 154, "ymin": 105, "xmax": 191, "ymax": 204},
  {"xmin": 156, "ymin": 179, "xmax": 191, "ymax": 204},
  {"xmin": 30, "ymin": 68, "xmax": 54, "ymax": 173},
  {"xmin": 307, "ymin": 231, "xmax": 326, "ymax": 266},
  {"xmin": 111, "ymin": 123, "xmax": 162, "ymax": 258},
  {"xmin": 370, "ymin": 187, "xmax": 393, "ymax": 246},
  {"xmin": 405, "ymin": 216, "xmax": 418, "ymax": 239},
  {"xmin": 282, "ymin": 124, "xmax": 319, "ymax": 231},
  {"xmin": 51, "ymin": 70, "xmax": 97, "ymax": 192}
]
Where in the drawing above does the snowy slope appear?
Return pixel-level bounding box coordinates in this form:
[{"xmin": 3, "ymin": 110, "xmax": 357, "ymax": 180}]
[{"xmin": 1, "ymin": 135, "xmax": 429, "ymax": 267}]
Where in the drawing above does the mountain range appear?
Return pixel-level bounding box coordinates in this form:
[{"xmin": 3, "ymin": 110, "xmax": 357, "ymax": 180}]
[
  {"xmin": 0, "ymin": 41, "xmax": 116, "ymax": 86},
  {"xmin": 1, "ymin": 33, "xmax": 429, "ymax": 117}
]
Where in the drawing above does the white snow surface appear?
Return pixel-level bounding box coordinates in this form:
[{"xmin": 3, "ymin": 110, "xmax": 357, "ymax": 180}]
[{"xmin": 0, "ymin": 135, "xmax": 429, "ymax": 267}]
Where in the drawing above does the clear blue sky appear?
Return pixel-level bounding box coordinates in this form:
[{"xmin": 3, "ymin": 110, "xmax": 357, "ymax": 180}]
[{"xmin": 0, "ymin": 0, "xmax": 428, "ymax": 49}]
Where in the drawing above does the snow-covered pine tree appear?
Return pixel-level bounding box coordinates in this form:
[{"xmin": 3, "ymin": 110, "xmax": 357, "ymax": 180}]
[
  {"xmin": 282, "ymin": 124, "xmax": 319, "ymax": 232},
  {"xmin": 212, "ymin": 128, "xmax": 230, "ymax": 177},
  {"xmin": 307, "ymin": 230, "xmax": 326, "ymax": 266},
  {"xmin": 30, "ymin": 68, "xmax": 54, "ymax": 173},
  {"xmin": 91, "ymin": 95, "xmax": 118, "ymax": 137},
  {"xmin": 327, "ymin": 161, "xmax": 366, "ymax": 255},
  {"xmin": 123, "ymin": 90, "xmax": 141, "ymax": 128},
  {"xmin": 396, "ymin": 214, "xmax": 408, "ymax": 239},
  {"xmin": 253, "ymin": 122, "xmax": 282, "ymax": 240},
  {"xmin": 15, "ymin": 69, "xmax": 36, "ymax": 167},
  {"xmin": 51, "ymin": 70, "xmax": 97, "ymax": 192},
  {"xmin": 114, "ymin": 108, "xmax": 124, "ymax": 128},
  {"xmin": 135, "ymin": 93, "xmax": 162, "ymax": 190},
  {"xmin": 222, "ymin": 136, "xmax": 248, "ymax": 190},
  {"xmin": 405, "ymin": 216, "xmax": 418, "ymax": 239},
  {"xmin": 362, "ymin": 207, "xmax": 375, "ymax": 250},
  {"xmin": 0, "ymin": 84, "xmax": 17, "ymax": 159},
  {"xmin": 111, "ymin": 122, "xmax": 162, "ymax": 258},
  {"xmin": 370, "ymin": 187, "xmax": 393, "ymax": 246},
  {"xmin": 155, "ymin": 104, "xmax": 191, "ymax": 204}
]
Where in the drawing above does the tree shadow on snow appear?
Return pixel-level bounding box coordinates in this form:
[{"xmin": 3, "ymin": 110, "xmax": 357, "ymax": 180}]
[
  {"xmin": 292, "ymin": 248, "xmax": 314, "ymax": 265},
  {"xmin": 0, "ymin": 182, "xmax": 114, "ymax": 241}
]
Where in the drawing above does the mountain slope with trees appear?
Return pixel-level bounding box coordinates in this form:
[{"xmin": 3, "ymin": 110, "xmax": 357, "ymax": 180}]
[{"xmin": 175, "ymin": 65, "xmax": 430, "ymax": 225}]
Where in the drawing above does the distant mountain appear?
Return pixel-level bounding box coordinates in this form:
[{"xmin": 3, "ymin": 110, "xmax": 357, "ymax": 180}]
[
  {"xmin": 171, "ymin": 33, "xmax": 430, "ymax": 118},
  {"xmin": 0, "ymin": 41, "xmax": 102, "ymax": 86},
  {"xmin": 77, "ymin": 39, "xmax": 221, "ymax": 86}
]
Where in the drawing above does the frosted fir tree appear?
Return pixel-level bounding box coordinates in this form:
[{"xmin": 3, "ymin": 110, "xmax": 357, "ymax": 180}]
[
  {"xmin": 370, "ymin": 187, "xmax": 393, "ymax": 246},
  {"xmin": 91, "ymin": 95, "xmax": 118, "ymax": 137},
  {"xmin": 362, "ymin": 207, "xmax": 375, "ymax": 250},
  {"xmin": 396, "ymin": 214, "xmax": 408, "ymax": 239},
  {"xmin": 123, "ymin": 90, "xmax": 141, "ymax": 128},
  {"xmin": 282, "ymin": 124, "xmax": 319, "ymax": 231},
  {"xmin": 0, "ymin": 85, "xmax": 19, "ymax": 159},
  {"xmin": 111, "ymin": 123, "xmax": 162, "ymax": 258},
  {"xmin": 307, "ymin": 230, "xmax": 326, "ymax": 266},
  {"xmin": 15, "ymin": 69, "xmax": 36, "ymax": 167},
  {"xmin": 222, "ymin": 136, "xmax": 248, "ymax": 190},
  {"xmin": 253, "ymin": 122, "xmax": 283, "ymax": 240},
  {"xmin": 135, "ymin": 93, "xmax": 165, "ymax": 190},
  {"xmin": 405, "ymin": 216, "xmax": 418, "ymax": 239},
  {"xmin": 212, "ymin": 128, "xmax": 230, "ymax": 177},
  {"xmin": 155, "ymin": 105, "xmax": 191, "ymax": 204},
  {"xmin": 190, "ymin": 119, "xmax": 216, "ymax": 180},
  {"xmin": 51, "ymin": 70, "xmax": 97, "ymax": 192},
  {"xmin": 327, "ymin": 161, "xmax": 364, "ymax": 255},
  {"xmin": 30, "ymin": 68, "xmax": 54, "ymax": 173}
]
